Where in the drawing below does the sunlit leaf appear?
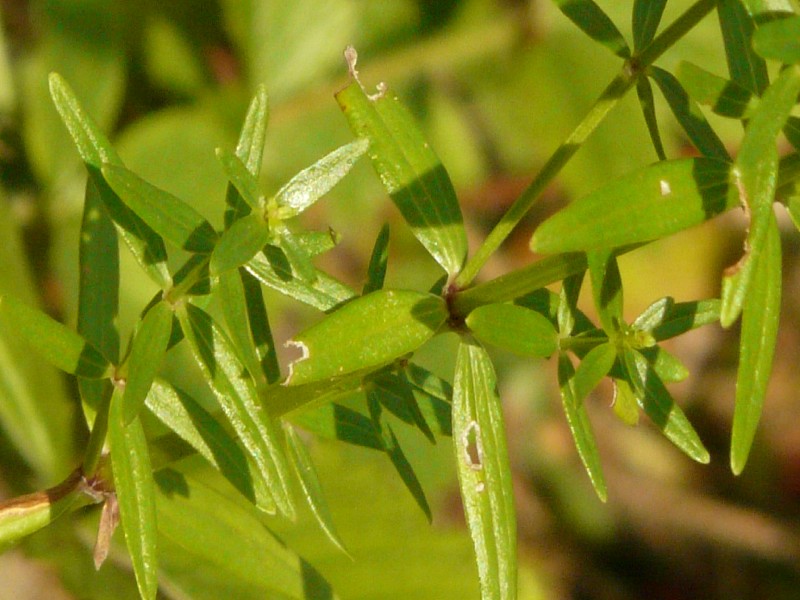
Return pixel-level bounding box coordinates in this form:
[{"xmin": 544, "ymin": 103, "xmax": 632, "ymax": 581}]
[
  {"xmin": 587, "ymin": 250, "xmax": 623, "ymax": 335},
  {"xmin": 146, "ymin": 379, "xmax": 275, "ymax": 513},
  {"xmin": 120, "ymin": 301, "xmax": 172, "ymax": 424},
  {"xmin": 552, "ymin": 0, "xmax": 630, "ymax": 58},
  {"xmin": 336, "ymin": 77, "xmax": 467, "ymax": 276},
  {"xmin": 717, "ymin": 0, "xmax": 769, "ymax": 94},
  {"xmin": 676, "ymin": 61, "xmax": 758, "ymax": 119},
  {"xmin": 639, "ymin": 345, "xmax": 690, "ymax": 383},
  {"xmin": 177, "ymin": 302, "xmax": 295, "ymax": 518},
  {"xmin": 217, "ymin": 147, "xmax": 264, "ymax": 212},
  {"xmin": 273, "ymin": 138, "xmax": 369, "ymax": 217},
  {"xmin": 531, "ymin": 158, "xmax": 735, "ymax": 253},
  {"xmin": 109, "ymin": 388, "xmax": 158, "ymax": 600},
  {"xmin": 292, "ymin": 401, "xmax": 383, "ymax": 451},
  {"xmin": 453, "ymin": 337, "xmax": 516, "ymax": 599},
  {"xmin": 210, "ymin": 213, "xmax": 271, "ymax": 276},
  {"xmin": 571, "ymin": 342, "xmax": 616, "ymax": 404},
  {"xmin": 0, "ymin": 295, "xmax": 112, "ymax": 378},
  {"xmin": 287, "ymin": 290, "xmax": 447, "ymax": 386},
  {"xmin": 752, "ymin": 15, "xmax": 800, "ymax": 63},
  {"xmin": 465, "ymin": 302, "xmax": 558, "ymax": 357},
  {"xmin": 611, "ymin": 378, "xmax": 640, "ymax": 426},
  {"xmin": 731, "ymin": 215, "xmax": 781, "ymax": 475}
]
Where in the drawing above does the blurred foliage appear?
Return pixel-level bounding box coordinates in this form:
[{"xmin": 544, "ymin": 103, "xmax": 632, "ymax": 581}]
[{"xmin": 2, "ymin": 0, "xmax": 800, "ymax": 599}]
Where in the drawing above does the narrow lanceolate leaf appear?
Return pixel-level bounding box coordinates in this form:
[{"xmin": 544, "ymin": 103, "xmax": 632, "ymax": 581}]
[
  {"xmin": 632, "ymin": 298, "xmax": 720, "ymax": 341},
  {"xmin": 102, "ymin": 164, "xmax": 218, "ymax": 254},
  {"xmin": 453, "ymin": 338, "xmax": 517, "ymax": 600},
  {"xmin": 210, "ymin": 214, "xmax": 271, "ymax": 276},
  {"xmin": 336, "ymin": 79, "xmax": 467, "ymax": 277},
  {"xmin": 0, "ymin": 295, "xmax": 111, "ymax": 378},
  {"xmin": 217, "ymin": 148, "xmax": 264, "ymax": 211},
  {"xmin": 217, "ymin": 269, "xmax": 280, "ymax": 388},
  {"xmin": 177, "ymin": 303, "xmax": 295, "ymax": 518},
  {"xmin": 717, "ymin": 0, "xmax": 769, "ymax": 94},
  {"xmin": 108, "ymin": 388, "xmax": 158, "ymax": 600},
  {"xmin": 624, "ymin": 347, "xmax": 710, "ymax": 463},
  {"xmin": 752, "ymin": 15, "xmax": 800, "ymax": 63},
  {"xmin": 291, "ymin": 402, "xmax": 384, "ymax": 450},
  {"xmin": 273, "ymin": 138, "xmax": 369, "ymax": 217},
  {"xmin": 676, "ymin": 61, "xmax": 758, "ymax": 119},
  {"xmin": 363, "ymin": 223, "xmax": 390, "ymax": 295},
  {"xmin": 465, "ymin": 303, "xmax": 558, "ymax": 357},
  {"xmin": 287, "ymin": 290, "xmax": 447, "ymax": 386},
  {"xmin": 146, "ymin": 379, "xmax": 275, "ymax": 513},
  {"xmin": 120, "ymin": 302, "xmax": 173, "ymax": 424},
  {"xmin": 531, "ymin": 158, "xmax": 736, "ymax": 254},
  {"xmin": 649, "ymin": 67, "xmax": 730, "ymax": 161},
  {"xmin": 721, "ymin": 65, "xmax": 800, "ymax": 327},
  {"xmin": 0, "ymin": 469, "xmax": 87, "ymax": 552},
  {"xmin": 587, "ymin": 250, "xmax": 623, "ymax": 335},
  {"xmin": 636, "ymin": 78, "xmax": 666, "ymax": 160},
  {"xmin": 571, "ymin": 342, "xmax": 617, "ymax": 404},
  {"xmin": 368, "ymin": 372, "xmax": 436, "ymax": 443},
  {"xmin": 246, "ymin": 247, "xmax": 356, "ymax": 311},
  {"xmin": 731, "ymin": 216, "xmax": 781, "ymax": 475},
  {"xmin": 641, "ymin": 346, "xmax": 690, "ymax": 383},
  {"xmin": 284, "ymin": 424, "xmax": 349, "ymax": 554},
  {"xmin": 50, "ymin": 73, "xmax": 171, "ymax": 289},
  {"xmin": 558, "ymin": 353, "xmax": 608, "ymax": 502},
  {"xmin": 225, "ymin": 85, "xmax": 268, "ymax": 226},
  {"xmin": 552, "ymin": 0, "xmax": 630, "ymax": 57},
  {"xmin": 632, "ymin": 0, "xmax": 667, "ymax": 52}
]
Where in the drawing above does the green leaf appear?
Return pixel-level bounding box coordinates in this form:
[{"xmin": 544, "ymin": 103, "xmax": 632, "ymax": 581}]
[
  {"xmin": 557, "ymin": 273, "xmax": 584, "ymax": 336},
  {"xmin": 224, "ymin": 85, "xmax": 268, "ymax": 227},
  {"xmin": 246, "ymin": 247, "xmax": 356, "ymax": 311},
  {"xmin": 287, "ymin": 290, "xmax": 447, "ymax": 386},
  {"xmin": 273, "ymin": 138, "xmax": 369, "ymax": 217},
  {"xmin": 752, "ymin": 15, "xmax": 800, "ymax": 63},
  {"xmin": 624, "ymin": 347, "xmax": 710, "ymax": 463},
  {"xmin": 217, "ymin": 147, "xmax": 264, "ymax": 211},
  {"xmin": 296, "ymin": 229, "xmax": 340, "ymax": 258},
  {"xmin": 465, "ymin": 303, "xmax": 558, "ymax": 357},
  {"xmin": 453, "ymin": 337, "xmax": 516, "ymax": 600},
  {"xmin": 632, "ymin": 0, "xmax": 667, "ymax": 51},
  {"xmin": 102, "ymin": 164, "xmax": 218, "ymax": 254},
  {"xmin": 611, "ymin": 378, "xmax": 640, "ymax": 426},
  {"xmin": 633, "ymin": 298, "xmax": 720, "ymax": 341},
  {"xmin": 362, "ymin": 223, "xmax": 390, "ymax": 295},
  {"xmin": 154, "ymin": 468, "xmax": 334, "ymax": 599},
  {"xmin": 284, "ymin": 424, "xmax": 349, "ymax": 555},
  {"xmin": 587, "ymin": 250, "xmax": 624, "ymax": 335},
  {"xmin": 636, "ymin": 78, "xmax": 666, "ymax": 160},
  {"xmin": 216, "ymin": 268, "xmax": 281, "ymax": 387},
  {"xmin": 0, "ymin": 295, "xmax": 112, "ymax": 378},
  {"xmin": 109, "ymin": 388, "xmax": 158, "ymax": 600},
  {"xmin": 552, "ymin": 0, "xmax": 630, "ymax": 58},
  {"xmin": 177, "ymin": 302, "xmax": 295, "ymax": 518},
  {"xmin": 718, "ymin": 0, "xmax": 769, "ymax": 94},
  {"xmin": 336, "ymin": 78, "xmax": 467, "ymax": 276},
  {"xmin": 276, "ymin": 226, "xmax": 318, "ymax": 283},
  {"xmin": 120, "ymin": 302, "xmax": 173, "ymax": 424},
  {"xmin": 558, "ymin": 353, "xmax": 608, "ymax": 501},
  {"xmin": 49, "ymin": 73, "xmax": 171, "ymax": 289},
  {"xmin": 639, "ymin": 345, "xmax": 690, "ymax": 383},
  {"xmin": 367, "ymin": 371, "xmax": 436, "ymax": 443},
  {"xmin": 146, "ymin": 379, "xmax": 275, "ymax": 513},
  {"xmin": 731, "ymin": 215, "xmax": 781, "ymax": 474},
  {"xmin": 721, "ymin": 65, "xmax": 800, "ymax": 326},
  {"xmin": 292, "ymin": 401, "xmax": 383, "ymax": 451},
  {"xmin": 531, "ymin": 158, "xmax": 736, "ymax": 254},
  {"xmin": 210, "ymin": 213, "xmax": 271, "ymax": 276},
  {"xmin": 571, "ymin": 342, "xmax": 617, "ymax": 403},
  {"xmin": 649, "ymin": 66, "xmax": 731, "ymax": 160},
  {"xmin": 676, "ymin": 61, "xmax": 758, "ymax": 119}
]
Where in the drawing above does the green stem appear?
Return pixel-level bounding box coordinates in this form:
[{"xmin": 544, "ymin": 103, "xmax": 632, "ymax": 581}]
[{"xmin": 454, "ymin": 0, "xmax": 718, "ymax": 288}]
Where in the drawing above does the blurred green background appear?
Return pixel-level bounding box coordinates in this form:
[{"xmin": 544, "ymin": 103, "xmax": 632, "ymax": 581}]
[{"xmin": 2, "ymin": 0, "xmax": 800, "ymax": 598}]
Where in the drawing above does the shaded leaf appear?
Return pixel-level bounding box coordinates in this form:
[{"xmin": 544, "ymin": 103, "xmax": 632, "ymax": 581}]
[
  {"xmin": 552, "ymin": 0, "xmax": 630, "ymax": 57},
  {"xmin": 287, "ymin": 290, "xmax": 447, "ymax": 386},
  {"xmin": 177, "ymin": 302, "xmax": 295, "ymax": 518},
  {"xmin": 636, "ymin": 77, "xmax": 666, "ymax": 160},
  {"xmin": 632, "ymin": 0, "xmax": 667, "ymax": 51},
  {"xmin": 676, "ymin": 61, "xmax": 758, "ymax": 118},
  {"xmin": 636, "ymin": 298, "xmax": 721, "ymax": 340},
  {"xmin": 731, "ymin": 215, "xmax": 781, "ymax": 474},
  {"xmin": 292, "ymin": 401, "xmax": 383, "ymax": 451},
  {"xmin": 102, "ymin": 164, "xmax": 218, "ymax": 254},
  {"xmin": 558, "ymin": 353, "xmax": 608, "ymax": 501},
  {"xmin": 717, "ymin": 0, "xmax": 769, "ymax": 94},
  {"xmin": 465, "ymin": 303, "xmax": 558, "ymax": 357},
  {"xmin": 109, "ymin": 388, "xmax": 158, "ymax": 600},
  {"xmin": 587, "ymin": 250, "xmax": 624, "ymax": 335},
  {"xmin": 362, "ymin": 223, "xmax": 390, "ymax": 295},
  {"xmin": 0, "ymin": 295, "xmax": 112, "ymax": 378},
  {"xmin": 531, "ymin": 158, "xmax": 736, "ymax": 253},
  {"xmin": 217, "ymin": 147, "xmax": 264, "ymax": 212},
  {"xmin": 274, "ymin": 138, "xmax": 369, "ymax": 217},
  {"xmin": 453, "ymin": 337, "xmax": 516, "ymax": 599},
  {"xmin": 639, "ymin": 345, "xmax": 690, "ymax": 383},
  {"xmin": 120, "ymin": 302, "xmax": 173, "ymax": 424},
  {"xmin": 368, "ymin": 372, "xmax": 436, "ymax": 443},
  {"xmin": 649, "ymin": 66, "xmax": 731, "ymax": 160},
  {"xmin": 336, "ymin": 77, "xmax": 467, "ymax": 276}
]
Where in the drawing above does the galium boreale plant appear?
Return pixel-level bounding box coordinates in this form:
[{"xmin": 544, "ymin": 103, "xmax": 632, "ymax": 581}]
[{"xmin": 3, "ymin": 1, "xmax": 800, "ymax": 598}]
